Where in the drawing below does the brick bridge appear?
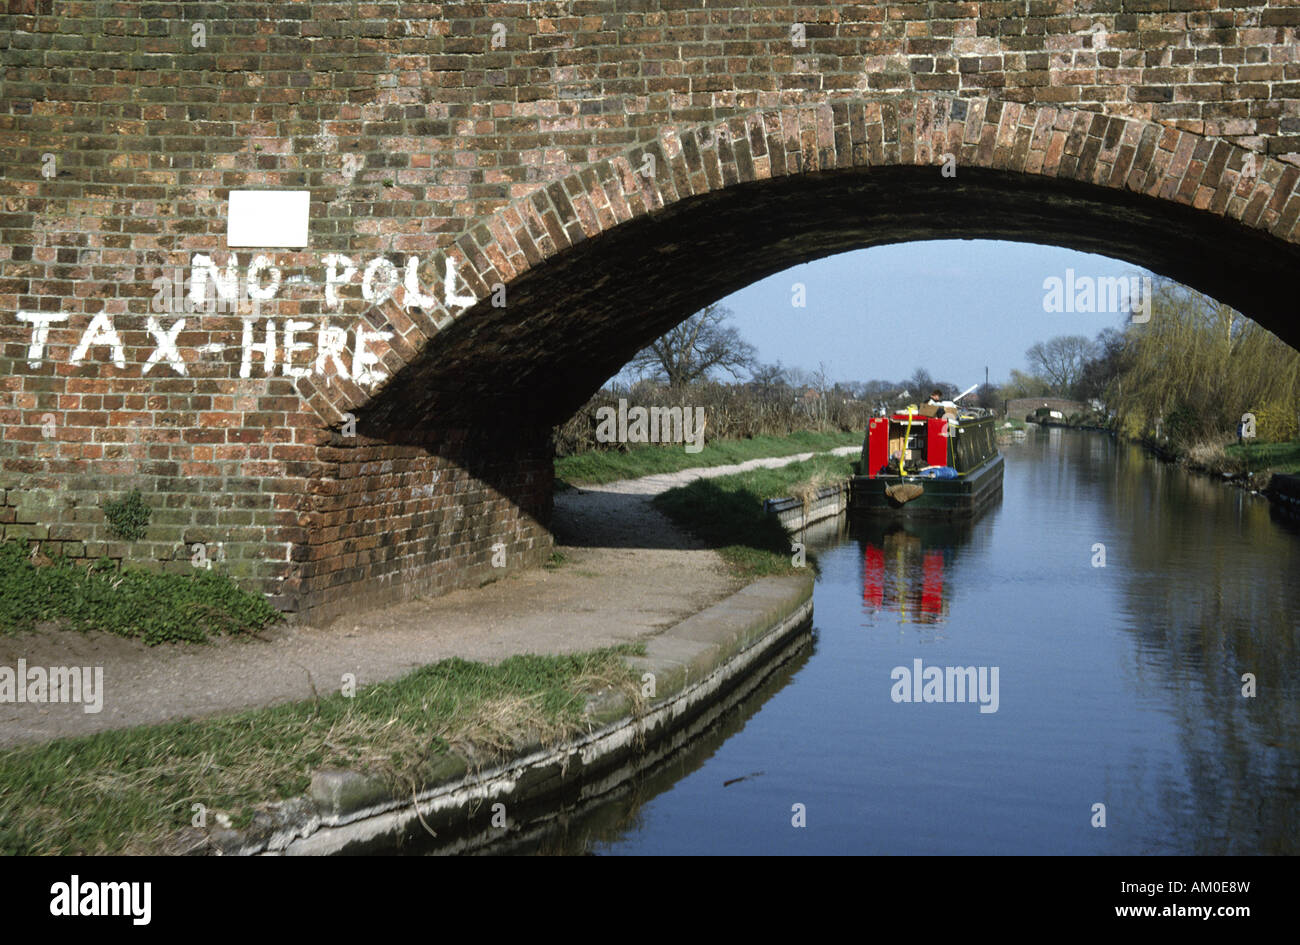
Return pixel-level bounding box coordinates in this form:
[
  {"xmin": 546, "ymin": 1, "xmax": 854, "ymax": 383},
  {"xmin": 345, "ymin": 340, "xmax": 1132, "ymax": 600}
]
[
  {"xmin": 3, "ymin": 2, "xmax": 1300, "ymax": 621},
  {"xmin": 1005, "ymin": 397, "xmax": 1092, "ymax": 417}
]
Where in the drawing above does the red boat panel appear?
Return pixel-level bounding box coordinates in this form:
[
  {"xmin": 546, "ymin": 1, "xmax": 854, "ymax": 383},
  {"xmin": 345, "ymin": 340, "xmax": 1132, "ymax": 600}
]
[
  {"xmin": 926, "ymin": 419, "xmax": 948, "ymax": 469},
  {"xmin": 866, "ymin": 417, "xmax": 889, "ymax": 479}
]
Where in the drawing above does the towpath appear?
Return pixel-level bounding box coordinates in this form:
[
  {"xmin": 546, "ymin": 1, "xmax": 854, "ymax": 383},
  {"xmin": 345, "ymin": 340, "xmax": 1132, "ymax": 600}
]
[{"xmin": 0, "ymin": 446, "xmax": 857, "ymax": 747}]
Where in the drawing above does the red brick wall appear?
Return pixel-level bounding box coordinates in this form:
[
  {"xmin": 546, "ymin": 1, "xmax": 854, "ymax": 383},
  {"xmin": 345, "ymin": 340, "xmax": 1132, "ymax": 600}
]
[{"xmin": 298, "ymin": 427, "xmax": 553, "ymax": 622}]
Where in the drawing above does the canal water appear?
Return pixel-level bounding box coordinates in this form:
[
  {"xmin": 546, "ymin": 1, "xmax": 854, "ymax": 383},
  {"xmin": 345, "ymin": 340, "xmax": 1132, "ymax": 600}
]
[{"xmin": 518, "ymin": 429, "xmax": 1300, "ymax": 855}]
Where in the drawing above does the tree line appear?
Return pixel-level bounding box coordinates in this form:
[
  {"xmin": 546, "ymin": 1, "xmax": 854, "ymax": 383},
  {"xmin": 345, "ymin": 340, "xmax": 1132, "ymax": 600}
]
[
  {"xmin": 556, "ymin": 303, "xmax": 992, "ymax": 455},
  {"xmin": 1003, "ymin": 278, "xmax": 1299, "ymax": 448},
  {"xmin": 556, "ymin": 285, "xmax": 1300, "ymax": 456}
]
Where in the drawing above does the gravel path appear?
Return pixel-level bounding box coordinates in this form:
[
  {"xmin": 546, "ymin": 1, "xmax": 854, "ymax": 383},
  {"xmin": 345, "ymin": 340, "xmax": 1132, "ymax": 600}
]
[{"xmin": 0, "ymin": 446, "xmax": 857, "ymax": 747}]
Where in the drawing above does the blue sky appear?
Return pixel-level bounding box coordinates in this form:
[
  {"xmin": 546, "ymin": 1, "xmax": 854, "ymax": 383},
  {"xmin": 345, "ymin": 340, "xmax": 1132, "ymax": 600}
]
[{"xmin": 619, "ymin": 239, "xmax": 1154, "ymax": 390}]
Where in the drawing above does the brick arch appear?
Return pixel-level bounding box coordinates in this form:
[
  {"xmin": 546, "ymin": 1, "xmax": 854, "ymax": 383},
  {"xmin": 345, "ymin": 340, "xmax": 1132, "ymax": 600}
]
[
  {"xmin": 290, "ymin": 91, "xmax": 1300, "ymax": 619},
  {"xmin": 326, "ymin": 94, "xmax": 1300, "ymax": 434}
]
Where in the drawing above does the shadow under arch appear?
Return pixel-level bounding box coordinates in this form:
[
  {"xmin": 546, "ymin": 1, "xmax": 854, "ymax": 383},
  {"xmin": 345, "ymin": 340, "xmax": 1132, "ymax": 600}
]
[{"xmin": 345, "ymin": 97, "xmax": 1300, "ymax": 435}]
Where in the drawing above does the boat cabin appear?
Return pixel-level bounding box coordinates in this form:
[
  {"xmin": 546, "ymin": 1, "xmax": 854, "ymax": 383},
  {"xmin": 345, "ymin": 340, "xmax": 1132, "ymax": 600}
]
[
  {"xmin": 862, "ymin": 408, "xmax": 998, "ymax": 479},
  {"xmin": 850, "ymin": 406, "xmax": 1004, "ymax": 518}
]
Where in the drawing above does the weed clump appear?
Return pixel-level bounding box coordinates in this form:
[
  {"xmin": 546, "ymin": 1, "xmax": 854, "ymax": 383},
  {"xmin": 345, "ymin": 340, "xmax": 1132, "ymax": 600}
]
[
  {"xmin": 0, "ymin": 539, "xmax": 280, "ymax": 644},
  {"xmin": 102, "ymin": 490, "xmax": 151, "ymax": 542}
]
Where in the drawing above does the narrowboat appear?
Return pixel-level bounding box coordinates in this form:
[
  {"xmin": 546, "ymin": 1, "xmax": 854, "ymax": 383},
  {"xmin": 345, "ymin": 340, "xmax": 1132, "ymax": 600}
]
[{"xmin": 849, "ymin": 406, "xmax": 1004, "ymax": 519}]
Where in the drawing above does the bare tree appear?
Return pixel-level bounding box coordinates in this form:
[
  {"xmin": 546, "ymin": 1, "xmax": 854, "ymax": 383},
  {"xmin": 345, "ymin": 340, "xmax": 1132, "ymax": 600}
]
[
  {"xmin": 750, "ymin": 361, "xmax": 789, "ymax": 392},
  {"xmin": 630, "ymin": 303, "xmax": 756, "ymax": 389},
  {"xmin": 810, "ymin": 361, "xmax": 832, "ymax": 395},
  {"xmin": 1025, "ymin": 335, "xmax": 1098, "ymax": 395},
  {"xmin": 1073, "ymin": 327, "xmax": 1130, "ymax": 402},
  {"xmin": 784, "ymin": 366, "xmax": 812, "ymax": 390},
  {"xmin": 908, "ymin": 366, "xmax": 935, "ymax": 395}
]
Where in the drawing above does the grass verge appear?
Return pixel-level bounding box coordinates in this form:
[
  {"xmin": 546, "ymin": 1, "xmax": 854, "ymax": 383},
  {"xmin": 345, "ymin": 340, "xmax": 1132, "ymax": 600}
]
[
  {"xmin": 0, "ymin": 645, "xmax": 643, "ymax": 855},
  {"xmin": 1224, "ymin": 440, "xmax": 1300, "ymax": 476},
  {"xmin": 652, "ymin": 453, "xmax": 855, "ymax": 580},
  {"xmin": 555, "ymin": 429, "xmax": 860, "ymax": 487},
  {"xmin": 0, "ymin": 539, "xmax": 281, "ymax": 644}
]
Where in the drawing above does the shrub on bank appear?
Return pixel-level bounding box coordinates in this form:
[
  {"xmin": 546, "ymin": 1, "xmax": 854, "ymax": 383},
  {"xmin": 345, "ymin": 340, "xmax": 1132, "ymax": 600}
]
[
  {"xmin": 1183, "ymin": 440, "xmax": 1246, "ymax": 476},
  {"xmin": 1250, "ymin": 402, "xmax": 1299, "ymax": 443}
]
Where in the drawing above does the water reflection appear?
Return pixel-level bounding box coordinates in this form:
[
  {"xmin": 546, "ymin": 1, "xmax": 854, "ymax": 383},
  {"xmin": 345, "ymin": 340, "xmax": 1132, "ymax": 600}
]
[
  {"xmin": 855, "ymin": 519, "xmax": 975, "ymax": 626},
  {"xmin": 1095, "ymin": 438, "xmax": 1300, "ymax": 854}
]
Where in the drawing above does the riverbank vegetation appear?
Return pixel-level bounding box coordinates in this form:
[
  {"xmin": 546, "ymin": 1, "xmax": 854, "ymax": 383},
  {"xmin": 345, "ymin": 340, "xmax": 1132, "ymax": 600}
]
[
  {"xmin": 653, "ymin": 454, "xmax": 856, "ymax": 579},
  {"xmin": 998, "ymin": 279, "xmax": 1299, "ymax": 478},
  {"xmin": 0, "ymin": 644, "xmax": 642, "ymax": 855},
  {"xmin": 555, "ymin": 304, "xmax": 985, "ymax": 465},
  {"xmin": 555, "ymin": 429, "xmax": 859, "ymax": 486},
  {"xmin": 555, "ymin": 375, "xmax": 876, "ymax": 460},
  {"xmin": 1111, "ymin": 282, "xmax": 1298, "ymax": 450},
  {"xmin": 0, "ymin": 538, "xmax": 281, "ymax": 644}
]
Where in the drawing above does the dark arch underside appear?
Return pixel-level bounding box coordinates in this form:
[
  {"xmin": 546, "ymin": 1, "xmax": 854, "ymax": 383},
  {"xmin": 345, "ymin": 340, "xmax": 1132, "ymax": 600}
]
[{"xmin": 362, "ymin": 164, "xmax": 1300, "ymax": 434}]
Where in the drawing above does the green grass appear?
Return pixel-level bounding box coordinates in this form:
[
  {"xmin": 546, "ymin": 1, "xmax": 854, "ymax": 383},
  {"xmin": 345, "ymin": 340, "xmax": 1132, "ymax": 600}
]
[
  {"xmin": 652, "ymin": 453, "xmax": 856, "ymax": 579},
  {"xmin": 0, "ymin": 539, "xmax": 281, "ymax": 644},
  {"xmin": 1225, "ymin": 440, "xmax": 1300, "ymax": 475},
  {"xmin": 555, "ymin": 429, "xmax": 860, "ymax": 487},
  {"xmin": 0, "ymin": 645, "xmax": 643, "ymax": 855}
]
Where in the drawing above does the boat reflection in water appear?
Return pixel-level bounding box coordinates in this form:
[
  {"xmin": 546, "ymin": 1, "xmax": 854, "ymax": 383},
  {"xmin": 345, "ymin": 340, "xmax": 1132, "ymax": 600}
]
[{"xmin": 852, "ymin": 515, "xmax": 984, "ymax": 626}]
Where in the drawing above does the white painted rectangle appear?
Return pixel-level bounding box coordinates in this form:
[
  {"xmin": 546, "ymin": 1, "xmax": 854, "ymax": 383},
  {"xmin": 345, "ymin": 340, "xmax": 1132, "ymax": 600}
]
[{"xmin": 226, "ymin": 190, "xmax": 311, "ymax": 247}]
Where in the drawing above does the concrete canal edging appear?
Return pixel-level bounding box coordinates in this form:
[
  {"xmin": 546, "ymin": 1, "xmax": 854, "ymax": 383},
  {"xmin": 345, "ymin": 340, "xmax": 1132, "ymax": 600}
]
[
  {"xmin": 201, "ymin": 573, "xmax": 814, "ymax": 855},
  {"xmin": 764, "ymin": 483, "xmax": 849, "ymax": 532}
]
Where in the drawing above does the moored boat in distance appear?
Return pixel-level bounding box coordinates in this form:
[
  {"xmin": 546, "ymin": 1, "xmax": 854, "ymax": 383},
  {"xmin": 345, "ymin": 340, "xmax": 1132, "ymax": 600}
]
[{"xmin": 849, "ymin": 405, "xmax": 1004, "ymax": 519}]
